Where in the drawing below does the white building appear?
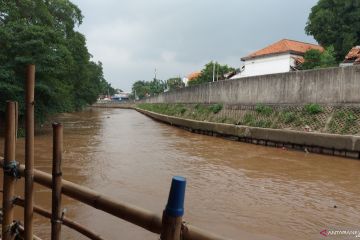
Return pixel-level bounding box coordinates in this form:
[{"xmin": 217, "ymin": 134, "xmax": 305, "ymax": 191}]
[{"xmin": 232, "ymin": 39, "xmax": 323, "ymax": 79}]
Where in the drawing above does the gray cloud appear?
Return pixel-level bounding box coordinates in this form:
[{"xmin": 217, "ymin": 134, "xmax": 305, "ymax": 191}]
[{"xmin": 71, "ymin": 0, "xmax": 318, "ymax": 91}]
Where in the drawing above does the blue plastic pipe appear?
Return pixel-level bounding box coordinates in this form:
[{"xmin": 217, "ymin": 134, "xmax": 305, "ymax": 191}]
[{"xmin": 165, "ymin": 176, "xmax": 186, "ymax": 217}]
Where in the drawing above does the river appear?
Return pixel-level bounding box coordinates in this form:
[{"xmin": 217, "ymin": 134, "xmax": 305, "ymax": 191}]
[{"xmin": 0, "ymin": 108, "xmax": 360, "ymax": 240}]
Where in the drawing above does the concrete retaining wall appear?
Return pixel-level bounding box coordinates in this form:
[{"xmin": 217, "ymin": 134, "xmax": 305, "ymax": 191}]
[
  {"xmin": 143, "ymin": 66, "xmax": 360, "ymax": 105},
  {"xmin": 136, "ymin": 108, "xmax": 360, "ymax": 159},
  {"xmin": 92, "ymin": 103, "xmax": 134, "ymax": 109}
]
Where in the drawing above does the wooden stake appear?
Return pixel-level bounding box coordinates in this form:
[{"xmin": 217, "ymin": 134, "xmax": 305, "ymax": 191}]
[
  {"xmin": 161, "ymin": 212, "xmax": 183, "ymax": 240},
  {"xmin": 51, "ymin": 123, "xmax": 63, "ymax": 240},
  {"xmin": 2, "ymin": 101, "xmax": 18, "ymax": 240},
  {"xmin": 25, "ymin": 64, "xmax": 35, "ymax": 240}
]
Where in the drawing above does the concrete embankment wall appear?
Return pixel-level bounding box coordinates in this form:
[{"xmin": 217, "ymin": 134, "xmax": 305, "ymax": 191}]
[
  {"xmin": 143, "ymin": 66, "xmax": 360, "ymax": 105},
  {"xmin": 92, "ymin": 102, "xmax": 135, "ymax": 109},
  {"xmin": 136, "ymin": 108, "xmax": 360, "ymax": 159}
]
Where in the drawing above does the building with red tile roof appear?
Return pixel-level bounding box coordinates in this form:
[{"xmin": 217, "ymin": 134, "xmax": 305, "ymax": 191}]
[
  {"xmin": 242, "ymin": 39, "xmax": 323, "ymax": 61},
  {"xmin": 183, "ymin": 71, "xmax": 201, "ymax": 86},
  {"xmin": 187, "ymin": 71, "xmax": 201, "ymax": 81},
  {"xmin": 342, "ymin": 46, "xmax": 360, "ymax": 66},
  {"xmin": 232, "ymin": 39, "xmax": 323, "ymax": 79}
]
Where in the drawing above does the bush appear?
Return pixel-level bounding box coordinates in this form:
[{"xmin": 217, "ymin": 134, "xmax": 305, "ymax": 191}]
[
  {"xmin": 304, "ymin": 104, "xmax": 323, "ymax": 115},
  {"xmin": 208, "ymin": 104, "xmax": 223, "ymax": 114},
  {"xmin": 281, "ymin": 111, "xmax": 296, "ymax": 124},
  {"xmin": 254, "ymin": 119, "xmax": 272, "ymax": 128},
  {"xmin": 255, "ymin": 104, "xmax": 273, "ymax": 116},
  {"xmin": 243, "ymin": 113, "xmax": 256, "ymax": 125}
]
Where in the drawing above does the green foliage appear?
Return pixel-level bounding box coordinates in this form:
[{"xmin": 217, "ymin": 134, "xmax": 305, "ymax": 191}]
[
  {"xmin": 137, "ymin": 103, "xmax": 222, "ymax": 120},
  {"xmin": 243, "ymin": 113, "xmax": 256, "ymax": 125},
  {"xmin": 208, "ymin": 104, "xmax": 223, "ymax": 114},
  {"xmin": 188, "ymin": 61, "xmax": 235, "ymax": 86},
  {"xmin": 241, "ymin": 113, "xmax": 272, "ymax": 128},
  {"xmin": 305, "ymin": 0, "xmax": 360, "ymax": 61},
  {"xmin": 329, "ymin": 110, "xmax": 358, "ymax": 134},
  {"xmin": 149, "ymin": 79, "xmax": 166, "ymax": 96},
  {"xmin": 280, "ymin": 111, "xmax": 296, "ymax": 124},
  {"xmin": 137, "ymin": 103, "xmax": 187, "ymax": 116},
  {"xmin": 137, "ymin": 103, "xmax": 360, "ymax": 135},
  {"xmin": 255, "ymin": 104, "xmax": 273, "ymax": 116},
  {"xmin": 319, "ymin": 46, "xmax": 337, "ymax": 67},
  {"xmin": 132, "ymin": 79, "xmax": 166, "ymax": 99},
  {"xmin": 194, "ymin": 104, "xmax": 210, "ymax": 115},
  {"xmin": 301, "ymin": 46, "xmax": 337, "ymax": 70},
  {"xmin": 132, "ymin": 81, "xmax": 150, "ymax": 99},
  {"xmin": 166, "ymin": 77, "xmax": 185, "ymax": 91},
  {"xmin": 304, "ymin": 104, "xmax": 323, "ymax": 115},
  {"xmin": 338, "ymin": 111, "xmax": 357, "ymax": 133},
  {"xmin": 301, "ymin": 49, "xmax": 322, "ymax": 70},
  {"xmin": 0, "ymin": 0, "xmax": 114, "ymax": 123},
  {"xmin": 254, "ymin": 120, "xmax": 272, "ymax": 128}
]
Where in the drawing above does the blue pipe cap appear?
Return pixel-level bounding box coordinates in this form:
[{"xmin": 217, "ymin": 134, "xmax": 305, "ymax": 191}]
[{"xmin": 165, "ymin": 176, "xmax": 186, "ymax": 217}]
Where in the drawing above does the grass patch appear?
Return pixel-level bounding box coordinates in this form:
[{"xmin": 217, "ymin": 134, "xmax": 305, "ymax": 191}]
[
  {"xmin": 329, "ymin": 111, "xmax": 357, "ymax": 134},
  {"xmin": 304, "ymin": 103, "xmax": 323, "ymax": 115},
  {"xmin": 280, "ymin": 111, "xmax": 296, "ymax": 124},
  {"xmin": 255, "ymin": 104, "xmax": 273, "ymax": 116},
  {"xmin": 209, "ymin": 103, "xmax": 223, "ymax": 114}
]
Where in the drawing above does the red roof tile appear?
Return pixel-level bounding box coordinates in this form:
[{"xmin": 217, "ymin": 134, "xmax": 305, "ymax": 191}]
[
  {"xmin": 187, "ymin": 71, "xmax": 201, "ymax": 81},
  {"xmin": 242, "ymin": 39, "xmax": 323, "ymax": 60},
  {"xmin": 344, "ymin": 46, "xmax": 360, "ymax": 63}
]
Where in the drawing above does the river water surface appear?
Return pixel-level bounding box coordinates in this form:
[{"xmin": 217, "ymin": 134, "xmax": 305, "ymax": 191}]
[{"xmin": 1, "ymin": 108, "xmax": 360, "ymax": 240}]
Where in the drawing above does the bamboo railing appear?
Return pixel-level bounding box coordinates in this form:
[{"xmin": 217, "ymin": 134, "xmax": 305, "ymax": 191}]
[{"xmin": 0, "ymin": 65, "xmax": 230, "ymax": 240}]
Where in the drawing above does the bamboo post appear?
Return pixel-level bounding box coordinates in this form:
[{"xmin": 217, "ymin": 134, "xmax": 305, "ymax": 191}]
[
  {"xmin": 25, "ymin": 64, "xmax": 35, "ymax": 240},
  {"xmin": 51, "ymin": 123, "xmax": 63, "ymax": 240},
  {"xmin": 161, "ymin": 176, "xmax": 186, "ymax": 240},
  {"xmin": 2, "ymin": 101, "xmax": 18, "ymax": 240}
]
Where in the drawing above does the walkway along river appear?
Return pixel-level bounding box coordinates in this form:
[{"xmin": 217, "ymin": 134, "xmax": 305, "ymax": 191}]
[{"xmin": 1, "ymin": 108, "xmax": 360, "ymax": 239}]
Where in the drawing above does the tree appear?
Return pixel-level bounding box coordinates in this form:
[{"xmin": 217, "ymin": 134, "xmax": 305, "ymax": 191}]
[
  {"xmin": 188, "ymin": 61, "xmax": 235, "ymax": 86},
  {"xmin": 0, "ymin": 0, "xmax": 113, "ymax": 122},
  {"xmin": 305, "ymin": 0, "xmax": 360, "ymax": 61},
  {"xmin": 319, "ymin": 46, "xmax": 337, "ymax": 67},
  {"xmin": 301, "ymin": 46, "xmax": 337, "ymax": 70},
  {"xmin": 131, "ymin": 78, "xmax": 166, "ymax": 99},
  {"xmin": 166, "ymin": 77, "xmax": 185, "ymax": 91},
  {"xmin": 300, "ymin": 49, "xmax": 322, "ymax": 70},
  {"xmin": 149, "ymin": 78, "xmax": 166, "ymax": 95},
  {"xmin": 132, "ymin": 80, "xmax": 150, "ymax": 99}
]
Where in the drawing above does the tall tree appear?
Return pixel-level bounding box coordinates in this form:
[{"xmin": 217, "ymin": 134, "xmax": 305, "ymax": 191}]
[
  {"xmin": 166, "ymin": 77, "xmax": 185, "ymax": 91},
  {"xmin": 305, "ymin": 0, "xmax": 360, "ymax": 61},
  {"xmin": 149, "ymin": 78, "xmax": 166, "ymax": 95},
  {"xmin": 0, "ymin": 0, "xmax": 113, "ymax": 122},
  {"xmin": 132, "ymin": 80, "xmax": 150, "ymax": 99}
]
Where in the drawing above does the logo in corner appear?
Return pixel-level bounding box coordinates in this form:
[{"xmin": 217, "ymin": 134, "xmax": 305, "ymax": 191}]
[{"xmin": 320, "ymin": 229, "xmax": 328, "ymax": 237}]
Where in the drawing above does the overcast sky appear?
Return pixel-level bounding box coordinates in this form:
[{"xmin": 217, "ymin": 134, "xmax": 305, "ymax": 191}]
[{"xmin": 71, "ymin": 0, "xmax": 318, "ymax": 92}]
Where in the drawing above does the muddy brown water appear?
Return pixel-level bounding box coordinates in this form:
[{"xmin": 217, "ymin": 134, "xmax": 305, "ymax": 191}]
[{"xmin": 0, "ymin": 108, "xmax": 359, "ymax": 240}]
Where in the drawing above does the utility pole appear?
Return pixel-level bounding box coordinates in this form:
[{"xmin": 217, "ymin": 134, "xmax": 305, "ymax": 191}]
[
  {"xmin": 212, "ymin": 61, "xmax": 215, "ymax": 82},
  {"xmin": 154, "ymin": 68, "xmax": 157, "ymax": 80}
]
